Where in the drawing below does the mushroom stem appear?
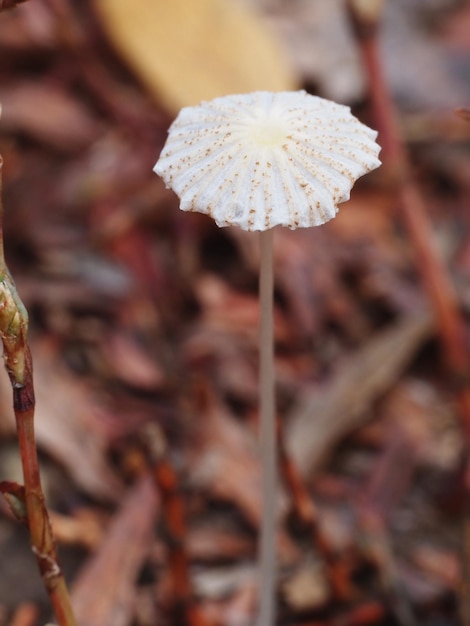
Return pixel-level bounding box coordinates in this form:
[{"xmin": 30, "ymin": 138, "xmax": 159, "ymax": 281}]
[{"xmin": 258, "ymin": 227, "xmax": 277, "ymax": 626}]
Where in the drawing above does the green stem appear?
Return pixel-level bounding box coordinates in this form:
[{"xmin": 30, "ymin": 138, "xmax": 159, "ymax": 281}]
[{"xmin": 258, "ymin": 228, "xmax": 276, "ymax": 626}]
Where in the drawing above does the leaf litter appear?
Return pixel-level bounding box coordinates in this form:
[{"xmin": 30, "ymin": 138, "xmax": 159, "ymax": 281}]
[{"xmin": 0, "ymin": 1, "xmax": 469, "ymax": 625}]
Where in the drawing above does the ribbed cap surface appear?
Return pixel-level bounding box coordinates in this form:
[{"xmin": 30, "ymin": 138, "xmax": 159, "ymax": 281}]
[{"xmin": 155, "ymin": 91, "xmax": 381, "ymax": 231}]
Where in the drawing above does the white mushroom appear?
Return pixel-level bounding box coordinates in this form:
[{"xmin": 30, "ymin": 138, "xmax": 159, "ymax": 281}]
[{"xmin": 154, "ymin": 90, "xmax": 381, "ymax": 626}]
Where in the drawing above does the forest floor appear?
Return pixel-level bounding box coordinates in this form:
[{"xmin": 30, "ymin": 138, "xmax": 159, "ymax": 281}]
[{"xmin": 0, "ymin": 1, "xmax": 470, "ymax": 625}]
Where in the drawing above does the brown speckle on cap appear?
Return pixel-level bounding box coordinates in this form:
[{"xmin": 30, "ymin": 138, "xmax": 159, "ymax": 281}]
[{"xmin": 154, "ymin": 91, "xmax": 381, "ymax": 231}]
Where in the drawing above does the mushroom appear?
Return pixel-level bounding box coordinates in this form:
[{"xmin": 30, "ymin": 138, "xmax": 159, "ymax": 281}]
[{"xmin": 154, "ymin": 90, "xmax": 381, "ymax": 625}]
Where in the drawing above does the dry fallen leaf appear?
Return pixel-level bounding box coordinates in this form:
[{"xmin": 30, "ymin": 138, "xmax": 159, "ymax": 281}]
[
  {"xmin": 187, "ymin": 395, "xmax": 300, "ymax": 565},
  {"xmin": 287, "ymin": 311, "xmax": 434, "ymax": 476},
  {"xmin": 103, "ymin": 331, "xmax": 167, "ymax": 391},
  {"xmin": 0, "ymin": 82, "xmax": 101, "ymax": 151},
  {"xmin": 95, "ymin": 0, "xmax": 296, "ymax": 114},
  {"xmin": 72, "ymin": 476, "xmax": 158, "ymax": 626}
]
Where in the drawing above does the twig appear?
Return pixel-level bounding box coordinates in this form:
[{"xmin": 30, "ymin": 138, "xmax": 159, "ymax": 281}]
[
  {"xmin": 346, "ymin": 2, "xmax": 470, "ymax": 622},
  {"xmin": 70, "ymin": 474, "xmax": 158, "ymax": 626},
  {"xmin": 278, "ymin": 417, "xmax": 354, "ymax": 601},
  {"xmin": 358, "ymin": 509, "xmax": 416, "ymax": 626},
  {"xmin": 0, "ymin": 156, "xmax": 77, "ymax": 626},
  {"xmin": 144, "ymin": 424, "xmax": 208, "ymax": 626},
  {"xmin": 346, "ymin": 1, "xmax": 470, "ymax": 424}
]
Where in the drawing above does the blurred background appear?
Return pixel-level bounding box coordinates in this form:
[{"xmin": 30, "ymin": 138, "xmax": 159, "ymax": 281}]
[{"xmin": 0, "ymin": 1, "xmax": 470, "ymax": 625}]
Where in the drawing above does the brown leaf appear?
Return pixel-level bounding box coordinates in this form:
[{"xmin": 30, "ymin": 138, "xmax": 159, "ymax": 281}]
[
  {"xmin": 0, "ymin": 1, "xmax": 57, "ymax": 52},
  {"xmin": 187, "ymin": 397, "xmax": 300, "ymax": 565},
  {"xmin": 49, "ymin": 508, "xmax": 105, "ymax": 550},
  {"xmin": 103, "ymin": 331, "xmax": 166, "ymax": 391},
  {"xmin": 410, "ymin": 544, "xmax": 459, "ymax": 589},
  {"xmin": 0, "ymin": 83, "xmax": 101, "ymax": 151},
  {"xmin": 71, "ymin": 475, "xmax": 158, "ymax": 626},
  {"xmin": 188, "ymin": 402, "xmax": 263, "ymax": 527},
  {"xmin": 287, "ymin": 311, "xmax": 434, "ymax": 476}
]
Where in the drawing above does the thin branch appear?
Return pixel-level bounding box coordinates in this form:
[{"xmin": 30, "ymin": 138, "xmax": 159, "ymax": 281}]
[
  {"xmin": 346, "ymin": 3, "xmax": 470, "ymax": 623},
  {"xmin": 346, "ymin": 2, "xmax": 470, "ymax": 402},
  {"xmin": 144, "ymin": 424, "xmax": 208, "ymax": 626},
  {"xmin": 0, "ymin": 157, "xmax": 77, "ymax": 626},
  {"xmin": 278, "ymin": 417, "xmax": 355, "ymax": 601}
]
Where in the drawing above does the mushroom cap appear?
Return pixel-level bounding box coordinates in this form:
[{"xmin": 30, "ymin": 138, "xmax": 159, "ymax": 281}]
[{"xmin": 154, "ymin": 90, "xmax": 381, "ymax": 232}]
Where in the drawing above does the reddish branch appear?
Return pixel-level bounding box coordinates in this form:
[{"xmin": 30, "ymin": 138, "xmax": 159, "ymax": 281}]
[
  {"xmin": 346, "ymin": 1, "xmax": 470, "ymax": 622},
  {"xmin": 277, "ymin": 418, "xmax": 354, "ymax": 601},
  {"xmin": 0, "ymin": 158, "xmax": 77, "ymax": 626},
  {"xmin": 346, "ymin": 1, "xmax": 470, "ymax": 438},
  {"xmin": 145, "ymin": 426, "xmax": 208, "ymax": 626}
]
